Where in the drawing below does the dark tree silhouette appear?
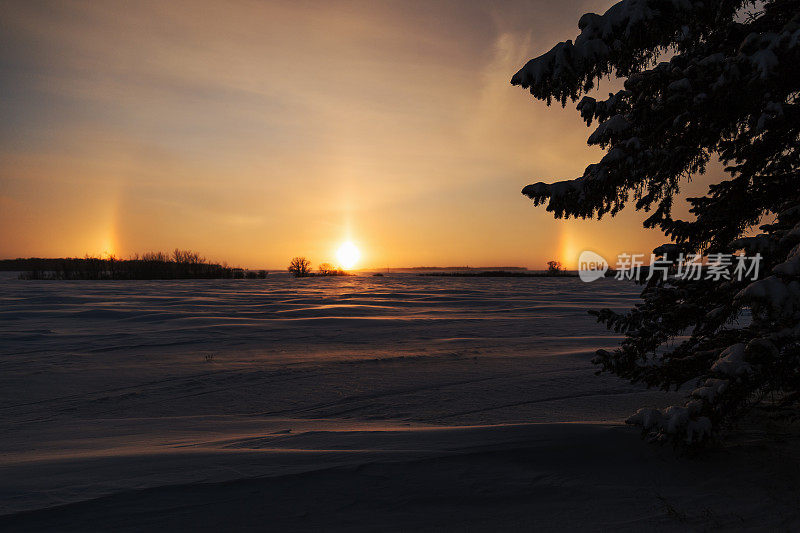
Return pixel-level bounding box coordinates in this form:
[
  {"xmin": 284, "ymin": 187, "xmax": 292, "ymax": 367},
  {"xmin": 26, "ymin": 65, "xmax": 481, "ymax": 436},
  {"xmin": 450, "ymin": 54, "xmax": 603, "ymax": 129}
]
[
  {"xmin": 172, "ymin": 249, "xmax": 203, "ymax": 264},
  {"xmin": 9, "ymin": 250, "xmax": 240, "ymax": 280},
  {"xmin": 547, "ymin": 260, "xmax": 563, "ymax": 273},
  {"xmin": 288, "ymin": 257, "xmax": 312, "ymax": 277},
  {"xmin": 513, "ymin": 0, "xmax": 800, "ymax": 444}
]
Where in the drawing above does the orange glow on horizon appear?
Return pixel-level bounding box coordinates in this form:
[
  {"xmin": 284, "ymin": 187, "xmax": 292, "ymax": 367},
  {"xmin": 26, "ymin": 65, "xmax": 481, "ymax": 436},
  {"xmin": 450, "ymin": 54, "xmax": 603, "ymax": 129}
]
[{"xmin": 0, "ymin": 1, "xmax": 712, "ymax": 268}]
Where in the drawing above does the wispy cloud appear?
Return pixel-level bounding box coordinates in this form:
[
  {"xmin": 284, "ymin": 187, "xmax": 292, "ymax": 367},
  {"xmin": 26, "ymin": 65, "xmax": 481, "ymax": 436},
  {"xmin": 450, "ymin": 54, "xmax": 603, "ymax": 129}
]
[{"xmin": 1, "ymin": 0, "xmax": 675, "ymax": 267}]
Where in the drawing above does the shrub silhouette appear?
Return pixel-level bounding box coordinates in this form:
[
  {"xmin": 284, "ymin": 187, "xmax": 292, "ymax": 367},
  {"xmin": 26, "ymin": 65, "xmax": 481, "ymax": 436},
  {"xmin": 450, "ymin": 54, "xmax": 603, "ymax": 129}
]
[
  {"xmin": 317, "ymin": 262, "xmax": 349, "ymax": 276},
  {"xmin": 288, "ymin": 257, "xmax": 312, "ymax": 277},
  {"xmin": 547, "ymin": 260, "xmax": 562, "ymax": 274}
]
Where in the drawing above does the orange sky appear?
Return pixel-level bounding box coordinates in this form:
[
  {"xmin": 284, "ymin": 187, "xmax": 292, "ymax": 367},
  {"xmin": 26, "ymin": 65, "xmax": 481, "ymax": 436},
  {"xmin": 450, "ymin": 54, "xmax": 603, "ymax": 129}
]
[{"xmin": 0, "ymin": 0, "xmax": 717, "ymax": 269}]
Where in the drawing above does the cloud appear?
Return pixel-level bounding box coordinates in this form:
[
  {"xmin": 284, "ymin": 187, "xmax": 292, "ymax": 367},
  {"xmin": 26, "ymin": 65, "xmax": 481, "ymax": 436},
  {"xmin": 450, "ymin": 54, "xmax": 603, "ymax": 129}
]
[{"xmin": 0, "ymin": 0, "xmax": 670, "ymax": 267}]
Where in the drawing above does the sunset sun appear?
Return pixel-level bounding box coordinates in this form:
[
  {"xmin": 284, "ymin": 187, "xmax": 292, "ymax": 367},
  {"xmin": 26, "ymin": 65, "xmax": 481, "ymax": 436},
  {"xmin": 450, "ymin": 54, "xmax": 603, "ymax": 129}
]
[{"xmin": 336, "ymin": 241, "xmax": 360, "ymax": 270}]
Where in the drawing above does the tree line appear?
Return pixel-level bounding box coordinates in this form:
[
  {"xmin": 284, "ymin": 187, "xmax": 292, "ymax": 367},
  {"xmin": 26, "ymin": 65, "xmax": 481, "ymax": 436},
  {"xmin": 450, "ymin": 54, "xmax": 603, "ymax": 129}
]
[
  {"xmin": 4, "ymin": 249, "xmax": 267, "ymax": 280},
  {"xmin": 287, "ymin": 257, "xmax": 350, "ymax": 278}
]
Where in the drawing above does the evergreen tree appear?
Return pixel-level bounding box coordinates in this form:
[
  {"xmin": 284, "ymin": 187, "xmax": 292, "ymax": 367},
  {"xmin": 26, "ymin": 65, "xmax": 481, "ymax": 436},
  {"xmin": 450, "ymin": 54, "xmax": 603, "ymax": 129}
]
[{"xmin": 512, "ymin": 0, "xmax": 800, "ymax": 443}]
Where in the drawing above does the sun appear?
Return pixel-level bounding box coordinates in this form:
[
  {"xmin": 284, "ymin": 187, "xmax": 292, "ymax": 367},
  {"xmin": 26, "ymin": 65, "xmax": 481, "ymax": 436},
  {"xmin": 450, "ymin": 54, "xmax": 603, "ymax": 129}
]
[{"xmin": 336, "ymin": 241, "xmax": 360, "ymax": 270}]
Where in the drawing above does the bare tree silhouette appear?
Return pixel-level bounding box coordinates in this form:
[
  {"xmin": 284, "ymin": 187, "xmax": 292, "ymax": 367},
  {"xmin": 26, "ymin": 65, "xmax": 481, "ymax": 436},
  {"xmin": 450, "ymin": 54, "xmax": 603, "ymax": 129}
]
[
  {"xmin": 318, "ymin": 262, "xmax": 335, "ymax": 275},
  {"xmin": 288, "ymin": 257, "xmax": 312, "ymax": 277}
]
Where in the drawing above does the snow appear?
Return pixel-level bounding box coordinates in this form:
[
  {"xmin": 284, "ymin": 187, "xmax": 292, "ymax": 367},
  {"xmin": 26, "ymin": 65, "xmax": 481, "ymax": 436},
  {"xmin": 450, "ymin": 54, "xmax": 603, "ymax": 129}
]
[
  {"xmin": 773, "ymin": 246, "xmax": 800, "ymax": 276},
  {"xmin": 628, "ymin": 377, "xmax": 729, "ymax": 444},
  {"xmin": 522, "ymin": 176, "xmax": 585, "ymax": 201},
  {"xmin": 626, "ymin": 407, "xmax": 661, "ymax": 429},
  {"xmin": 629, "ymin": 402, "xmax": 712, "ymax": 442},
  {"xmin": 4, "ymin": 420, "xmax": 796, "ymax": 531},
  {"xmin": 786, "ymin": 222, "xmax": 800, "ymax": 241},
  {"xmin": 588, "ymin": 114, "xmax": 631, "ymax": 145},
  {"xmin": 685, "ymin": 416, "xmax": 712, "ymax": 443},
  {"xmin": 667, "ymin": 77, "xmax": 691, "ymax": 92},
  {"xmin": 711, "ymin": 344, "xmax": 751, "ymax": 376},
  {"xmin": 625, "ymin": 136, "xmax": 641, "ymax": 149},
  {"xmin": 698, "ymin": 53, "xmax": 724, "ymax": 66},
  {"xmin": 791, "ymin": 27, "xmax": 800, "ymax": 49},
  {"xmin": 652, "ymin": 243, "xmax": 680, "ymax": 257},
  {"xmin": 756, "ymin": 101, "xmax": 784, "ymax": 130},
  {"xmin": 663, "ymin": 405, "xmax": 690, "ymax": 433},
  {"xmin": 691, "ymin": 377, "xmax": 730, "ymax": 402},
  {"xmin": 1, "ymin": 275, "xmax": 799, "ymax": 529},
  {"xmin": 737, "ymin": 275, "xmax": 800, "ymax": 317},
  {"xmin": 750, "ymin": 49, "xmax": 779, "ymax": 79},
  {"xmin": 742, "ymin": 32, "xmax": 781, "ymax": 79},
  {"xmin": 511, "ymin": 0, "xmax": 703, "ymax": 94},
  {"xmin": 733, "ymin": 234, "xmax": 776, "ymax": 254}
]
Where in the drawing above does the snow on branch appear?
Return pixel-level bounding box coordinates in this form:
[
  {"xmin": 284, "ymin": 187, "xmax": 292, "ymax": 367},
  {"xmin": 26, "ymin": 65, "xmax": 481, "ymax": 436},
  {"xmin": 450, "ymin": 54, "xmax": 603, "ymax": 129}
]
[
  {"xmin": 510, "ymin": 0, "xmax": 721, "ymax": 105},
  {"xmin": 519, "ymin": 0, "xmax": 800, "ymax": 447},
  {"xmin": 516, "ymin": 2, "xmax": 800, "ymax": 225}
]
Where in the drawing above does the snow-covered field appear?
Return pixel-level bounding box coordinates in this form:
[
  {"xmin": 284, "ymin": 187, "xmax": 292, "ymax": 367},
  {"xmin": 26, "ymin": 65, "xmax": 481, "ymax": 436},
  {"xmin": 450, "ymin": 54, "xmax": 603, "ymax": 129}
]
[{"xmin": 1, "ymin": 274, "xmax": 798, "ymax": 530}]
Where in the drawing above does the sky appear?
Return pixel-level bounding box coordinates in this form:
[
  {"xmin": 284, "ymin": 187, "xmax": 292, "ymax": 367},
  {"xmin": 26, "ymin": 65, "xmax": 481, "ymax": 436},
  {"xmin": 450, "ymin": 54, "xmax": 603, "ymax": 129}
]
[{"xmin": 0, "ymin": 0, "xmax": 717, "ymax": 269}]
